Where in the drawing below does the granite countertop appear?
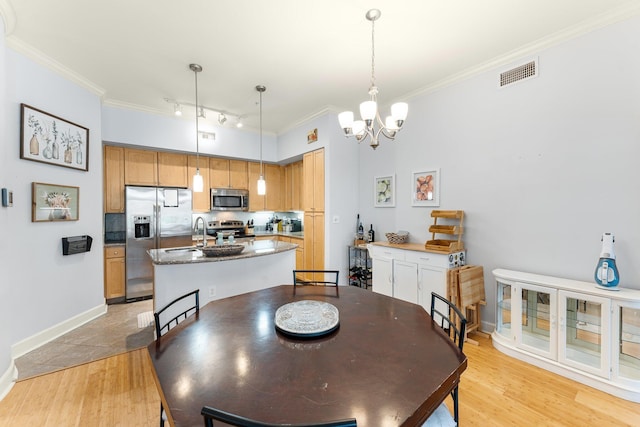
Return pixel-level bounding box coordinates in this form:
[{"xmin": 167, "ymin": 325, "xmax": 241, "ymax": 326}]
[
  {"xmin": 148, "ymin": 238, "xmax": 298, "ymax": 265},
  {"xmin": 254, "ymin": 231, "xmax": 304, "ymax": 239}
]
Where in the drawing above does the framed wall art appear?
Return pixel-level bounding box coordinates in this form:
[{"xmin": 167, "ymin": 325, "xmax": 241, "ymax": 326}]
[
  {"xmin": 411, "ymin": 169, "xmax": 440, "ymax": 207},
  {"xmin": 32, "ymin": 182, "xmax": 80, "ymax": 222},
  {"xmin": 374, "ymin": 174, "xmax": 395, "ymax": 207},
  {"xmin": 20, "ymin": 103, "xmax": 89, "ymax": 171}
]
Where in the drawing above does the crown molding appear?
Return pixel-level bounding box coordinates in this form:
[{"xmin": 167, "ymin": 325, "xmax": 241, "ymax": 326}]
[
  {"xmin": 0, "ymin": 0, "xmax": 16, "ymax": 35},
  {"xmin": 5, "ymin": 36, "xmax": 106, "ymax": 97}
]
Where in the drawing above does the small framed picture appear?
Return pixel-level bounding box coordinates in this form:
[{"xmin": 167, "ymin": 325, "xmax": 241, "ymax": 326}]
[
  {"xmin": 374, "ymin": 175, "xmax": 395, "ymax": 207},
  {"xmin": 20, "ymin": 104, "xmax": 89, "ymax": 171},
  {"xmin": 411, "ymin": 169, "xmax": 440, "ymax": 207},
  {"xmin": 32, "ymin": 182, "xmax": 80, "ymax": 222}
]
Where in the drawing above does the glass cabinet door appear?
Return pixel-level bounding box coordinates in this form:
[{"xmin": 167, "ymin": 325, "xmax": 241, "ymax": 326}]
[
  {"xmin": 613, "ymin": 303, "xmax": 640, "ymax": 384},
  {"xmin": 516, "ymin": 282, "xmax": 557, "ymax": 359},
  {"xmin": 559, "ymin": 290, "xmax": 611, "ymax": 378},
  {"xmin": 495, "ymin": 280, "xmax": 513, "ymax": 342}
]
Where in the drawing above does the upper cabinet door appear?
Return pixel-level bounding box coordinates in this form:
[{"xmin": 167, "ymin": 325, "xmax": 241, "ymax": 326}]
[
  {"xmin": 124, "ymin": 148, "xmax": 157, "ymax": 186},
  {"xmin": 158, "ymin": 152, "xmax": 188, "ymax": 187},
  {"xmin": 189, "ymin": 155, "xmax": 211, "ymax": 212},
  {"xmin": 210, "ymin": 158, "xmax": 230, "ymax": 188},
  {"xmin": 248, "ymin": 161, "xmax": 265, "ymax": 211},
  {"xmin": 303, "ymin": 148, "xmax": 324, "ymax": 211},
  {"xmin": 265, "ymin": 164, "xmax": 283, "ymax": 211},
  {"xmin": 103, "ymin": 145, "xmax": 125, "ymax": 213},
  {"xmin": 229, "ymin": 160, "xmax": 248, "ymax": 190}
]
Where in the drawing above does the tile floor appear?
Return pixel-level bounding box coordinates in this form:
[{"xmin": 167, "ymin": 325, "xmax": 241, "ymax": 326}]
[{"xmin": 14, "ymin": 299, "xmax": 155, "ymax": 380}]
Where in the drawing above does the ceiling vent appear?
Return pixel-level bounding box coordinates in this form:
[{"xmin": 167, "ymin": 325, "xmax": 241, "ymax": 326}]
[{"xmin": 499, "ymin": 59, "xmax": 538, "ymax": 87}]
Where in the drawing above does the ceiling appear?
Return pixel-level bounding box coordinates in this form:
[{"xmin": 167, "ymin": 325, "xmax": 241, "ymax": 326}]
[{"xmin": 3, "ymin": 0, "xmax": 640, "ymax": 134}]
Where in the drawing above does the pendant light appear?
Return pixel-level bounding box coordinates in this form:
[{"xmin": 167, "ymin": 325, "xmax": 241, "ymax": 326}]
[
  {"xmin": 256, "ymin": 85, "xmax": 266, "ymax": 196},
  {"xmin": 190, "ymin": 63, "xmax": 204, "ymax": 192}
]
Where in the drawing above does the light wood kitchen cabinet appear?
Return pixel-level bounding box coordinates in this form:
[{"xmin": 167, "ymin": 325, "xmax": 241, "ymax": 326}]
[
  {"xmin": 303, "ymin": 149, "xmax": 324, "ymax": 211},
  {"xmin": 265, "ymin": 164, "xmax": 283, "ymax": 211},
  {"xmin": 124, "ymin": 148, "xmax": 157, "ymax": 185},
  {"xmin": 104, "ymin": 245, "xmax": 125, "ymax": 301},
  {"xmin": 284, "ymin": 161, "xmax": 303, "ymax": 211},
  {"xmin": 304, "ymin": 211, "xmax": 324, "ymax": 273},
  {"xmin": 210, "ymin": 158, "xmax": 230, "ymax": 188},
  {"xmin": 230, "ymin": 160, "xmax": 249, "ymax": 189},
  {"xmin": 188, "ymin": 155, "xmax": 211, "ymax": 212},
  {"xmin": 279, "ymin": 236, "xmax": 304, "ymax": 271},
  {"xmin": 157, "ymin": 152, "xmax": 188, "ymax": 187},
  {"xmin": 248, "ymin": 161, "xmax": 264, "ymax": 211},
  {"xmin": 103, "ymin": 145, "xmax": 125, "ymax": 213},
  {"xmin": 211, "ymin": 158, "xmax": 249, "ymax": 189},
  {"xmin": 292, "ymin": 236, "xmax": 304, "ymax": 271}
]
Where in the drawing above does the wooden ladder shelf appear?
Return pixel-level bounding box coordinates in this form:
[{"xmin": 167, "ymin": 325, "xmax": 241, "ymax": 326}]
[{"xmin": 425, "ymin": 210, "xmax": 465, "ymax": 253}]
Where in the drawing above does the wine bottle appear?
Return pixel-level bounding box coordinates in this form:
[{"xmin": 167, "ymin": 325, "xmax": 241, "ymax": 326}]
[
  {"xmin": 358, "ymin": 219, "xmax": 364, "ymax": 239},
  {"xmin": 368, "ymin": 224, "xmax": 375, "ymax": 242}
]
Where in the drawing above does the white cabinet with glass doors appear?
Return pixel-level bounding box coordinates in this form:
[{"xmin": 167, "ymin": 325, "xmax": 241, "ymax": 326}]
[{"xmin": 493, "ymin": 269, "xmax": 640, "ymax": 402}]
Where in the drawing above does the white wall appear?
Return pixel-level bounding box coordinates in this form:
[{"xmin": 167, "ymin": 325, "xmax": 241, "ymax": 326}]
[
  {"xmin": 1, "ymin": 49, "xmax": 104, "ymax": 371},
  {"xmin": 102, "ymin": 105, "xmax": 279, "ymax": 162},
  {"xmin": 358, "ymin": 14, "xmax": 640, "ymax": 326},
  {"xmin": 0, "ymin": 13, "xmax": 13, "ymax": 398},
  {"xmin": 277, "ymin": 114, "xmax": 360, "ymax": 283}
]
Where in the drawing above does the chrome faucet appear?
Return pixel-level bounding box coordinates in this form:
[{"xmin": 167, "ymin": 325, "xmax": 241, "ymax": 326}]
[{"xmin": 194, "ymin": 216, "xmax": 207, "ymax": 247}]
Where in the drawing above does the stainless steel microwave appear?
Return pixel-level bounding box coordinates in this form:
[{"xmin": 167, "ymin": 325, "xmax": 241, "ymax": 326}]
[{"xmin": 211, "ymin": 188, "xmax": 249, "ymax": 211}]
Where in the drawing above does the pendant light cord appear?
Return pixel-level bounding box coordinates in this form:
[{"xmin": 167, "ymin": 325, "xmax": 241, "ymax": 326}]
[
  {"xmin": 194, "ymin": 68, "xmax": 200, "ymax": 171},
  {"xmin": 259, "ymin": 88, "xmax": 263, "ymax": 176}
]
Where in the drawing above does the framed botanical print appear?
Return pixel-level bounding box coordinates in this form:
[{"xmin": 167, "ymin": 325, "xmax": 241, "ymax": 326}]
[
  {"xmin": 20, "ymin": 104, "xmax": 89, "ymax": 171},
  {"xmin": 374, "ymin": 175, "xmax": 395, "ymax": 207},
  {"xmin": 411, "ymin": 169, "xmax": 440, "ymax": 207},
  {"xmin": 32, "ymin": 182, "xmax": 80, "ymax": 222}
]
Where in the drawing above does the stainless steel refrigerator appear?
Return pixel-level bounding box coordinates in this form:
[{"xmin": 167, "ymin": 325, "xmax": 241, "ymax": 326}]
[{"xmin": 125, "ymin": 186, "xmax": 192, "ymax": 301}]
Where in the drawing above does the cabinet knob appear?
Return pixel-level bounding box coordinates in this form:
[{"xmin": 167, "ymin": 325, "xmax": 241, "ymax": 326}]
[{"xmin": 113, "ymin": 251, "xmax": 119, "ymax": 255}]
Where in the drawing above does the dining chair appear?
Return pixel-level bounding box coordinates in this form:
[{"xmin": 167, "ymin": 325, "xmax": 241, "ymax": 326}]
[
  {"xmin": 424, "ymin": 292, "xmax": 467, "ymax": 427},
  {"xmin": 201, "ymin": 406, "xmax": 357, "ymax": 427},
  {"xmin": 154, "ymin": 289, "xmax": 200, "ymax": 427},
  {"xmin": 292, "ymin": 270, "xmax": 340, "ymax": 296}
]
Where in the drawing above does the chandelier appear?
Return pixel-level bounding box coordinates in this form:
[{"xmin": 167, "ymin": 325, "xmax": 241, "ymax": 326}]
[{"xmin": 338, "ymin": 9, "xmax": 408, "ymax": 150}]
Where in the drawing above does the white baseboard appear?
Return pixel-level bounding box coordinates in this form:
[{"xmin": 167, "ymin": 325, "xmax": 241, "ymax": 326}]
[
  {"xmin": 0, "ymin": 360, "xmax": 17, "ymax": 401},
  {"xmin": 480, "ymin": 320, "xmax": 495, "ymax": 334},
  {"xmin": 11, "ymin": 303, "xmax": 107, "ymax": 359}
]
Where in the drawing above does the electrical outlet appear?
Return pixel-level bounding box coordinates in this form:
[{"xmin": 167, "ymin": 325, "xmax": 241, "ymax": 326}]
[{"xmin": 209, "ymin": 286, "xmax": 216, "ymax": 298}]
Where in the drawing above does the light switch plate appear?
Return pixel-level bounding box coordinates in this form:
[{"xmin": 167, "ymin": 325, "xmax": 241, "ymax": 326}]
[{"xmin": 1, "ymin": 188, "xmax": 13, "ymax": 207}]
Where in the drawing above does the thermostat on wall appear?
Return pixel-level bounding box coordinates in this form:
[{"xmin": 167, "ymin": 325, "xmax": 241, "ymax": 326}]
[{"xmin": 1, "ymin": 188, "xmax": 13, "ymax": 207}]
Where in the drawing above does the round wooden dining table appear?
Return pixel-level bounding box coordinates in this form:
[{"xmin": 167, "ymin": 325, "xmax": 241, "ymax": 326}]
[{"xmin": 147, "ymin": 285, "xmax": 467, "ymax": 427}]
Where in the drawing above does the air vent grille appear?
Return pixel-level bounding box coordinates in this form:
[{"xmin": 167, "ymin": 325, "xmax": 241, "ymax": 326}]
[{"xmin": 500, "ymin": 60, "xmax": 537, "ymax": 87}]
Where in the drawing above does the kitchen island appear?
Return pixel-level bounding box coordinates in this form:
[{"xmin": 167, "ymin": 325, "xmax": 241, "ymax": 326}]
[{"xmin": 148, "ymin": 239, "xmax": 297, "ymax": 311}]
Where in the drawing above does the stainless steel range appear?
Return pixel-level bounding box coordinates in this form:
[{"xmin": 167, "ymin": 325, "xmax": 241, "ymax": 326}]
[{"xmin": 206, "ymin": 220, "xmax": 255, "ymax": 240}]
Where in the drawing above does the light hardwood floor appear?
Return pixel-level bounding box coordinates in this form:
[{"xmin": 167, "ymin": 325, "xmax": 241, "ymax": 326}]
[{"xmin": 0, "ymin": 335, "xmax": 638, "ymax": 426}]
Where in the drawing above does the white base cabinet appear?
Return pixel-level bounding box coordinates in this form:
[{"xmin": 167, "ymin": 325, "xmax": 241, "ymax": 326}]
[
  {"xmin": 368, "ymin": 243, "xmax": 465, "ymax": 311},
  {"xmin": 493, "ymin": 268, "xmax": 640, "ymax": 402}
]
